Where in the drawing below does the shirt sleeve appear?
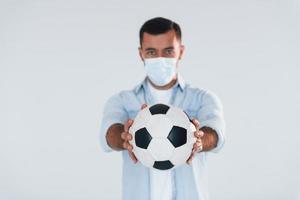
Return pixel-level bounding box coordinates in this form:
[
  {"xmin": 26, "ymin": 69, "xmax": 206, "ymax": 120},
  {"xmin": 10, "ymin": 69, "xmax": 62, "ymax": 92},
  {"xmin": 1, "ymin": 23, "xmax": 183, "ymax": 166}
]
[
  {"xmin": 99, "ymin": 93, "xmax": 128, "ymax": 152},
  {"xmin": 197, "ymin": 90, "xmax": 226, "ymax": 153}
]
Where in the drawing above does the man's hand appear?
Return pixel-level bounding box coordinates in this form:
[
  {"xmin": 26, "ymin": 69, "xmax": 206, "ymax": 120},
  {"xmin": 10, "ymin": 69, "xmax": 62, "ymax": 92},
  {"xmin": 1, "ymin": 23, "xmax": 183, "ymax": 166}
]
[
  {"xmin": 187, "ymin": 119, "xmax": 204, "ymax": 165},
  {"xmin": 120, "ymin": 119, "xmax": 137, "ymax": 163},
  {"xmin": 186, "ymin": 118, "xmax": 219, "ymax": 164},
  {"xmin": 120, "ymin": 104, "xmax": 148, "ymax": 163}
]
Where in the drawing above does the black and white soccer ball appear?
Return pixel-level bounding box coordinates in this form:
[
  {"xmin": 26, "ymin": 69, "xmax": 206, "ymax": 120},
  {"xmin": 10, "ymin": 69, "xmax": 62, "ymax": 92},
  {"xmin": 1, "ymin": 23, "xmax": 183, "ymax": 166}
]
[{"xmin": 129, "ymin": 104, "xmax": 196, "ymax": 170}]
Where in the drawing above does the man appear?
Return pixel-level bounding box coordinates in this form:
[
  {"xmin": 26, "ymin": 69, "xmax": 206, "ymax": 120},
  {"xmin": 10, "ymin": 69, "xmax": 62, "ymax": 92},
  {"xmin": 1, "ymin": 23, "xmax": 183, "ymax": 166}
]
[{"xmin": 100, "ymin": 17, "xmax": 225, "ymax": 200}]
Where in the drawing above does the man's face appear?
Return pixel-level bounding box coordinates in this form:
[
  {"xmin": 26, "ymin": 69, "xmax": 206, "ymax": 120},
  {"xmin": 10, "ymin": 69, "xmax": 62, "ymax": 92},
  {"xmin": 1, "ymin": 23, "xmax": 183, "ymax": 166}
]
[{"xmin": 139, "ymin": 30, "xmax": 184, "ymax": 62}]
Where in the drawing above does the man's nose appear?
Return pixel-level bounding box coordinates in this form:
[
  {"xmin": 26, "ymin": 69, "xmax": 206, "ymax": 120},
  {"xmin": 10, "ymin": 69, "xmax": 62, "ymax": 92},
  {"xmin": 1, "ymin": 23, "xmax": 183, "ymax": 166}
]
[{"xmin": 157, "ymin": 51, "xmax": 165, "ymax": 57}]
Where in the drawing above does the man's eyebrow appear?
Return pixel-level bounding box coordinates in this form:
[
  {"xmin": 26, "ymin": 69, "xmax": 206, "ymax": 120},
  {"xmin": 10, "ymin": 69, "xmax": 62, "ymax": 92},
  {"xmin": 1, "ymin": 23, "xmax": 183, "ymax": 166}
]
[
  {"xmin": 164, "ymin": 46, "xmax": 175, "ymax": 50},
  {"xmin": 145, "ymin": 48, "xmax": 156, "ymax": 51}
]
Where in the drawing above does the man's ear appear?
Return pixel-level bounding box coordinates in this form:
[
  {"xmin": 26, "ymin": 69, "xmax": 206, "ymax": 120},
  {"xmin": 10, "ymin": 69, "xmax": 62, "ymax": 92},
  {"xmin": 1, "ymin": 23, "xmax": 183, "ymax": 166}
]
[
  {"xmin": 178, "ymin": 44, "xmax": 185, "ymax": 60},
  {"xmin": 138, "ymin": 47, "xmax": 144, "ymax": 62}
]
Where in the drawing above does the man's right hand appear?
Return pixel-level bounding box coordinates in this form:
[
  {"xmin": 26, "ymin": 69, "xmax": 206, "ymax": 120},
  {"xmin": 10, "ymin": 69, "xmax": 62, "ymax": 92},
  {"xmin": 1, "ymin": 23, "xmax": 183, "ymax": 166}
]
[
  {"xmin": 121, "ymin": 119, "xmax": 138, "ymax": 163},
  {"xmin": 120, "ymin": 104, "xmax": 148, "ymax": 163}
]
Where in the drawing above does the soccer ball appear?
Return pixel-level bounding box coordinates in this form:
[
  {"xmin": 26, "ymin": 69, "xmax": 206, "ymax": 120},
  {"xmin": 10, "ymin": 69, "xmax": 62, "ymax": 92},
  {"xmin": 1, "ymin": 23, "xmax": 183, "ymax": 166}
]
[{"xmin": 129, "ymin": 104, "xmax": 196, "ymax": 170}]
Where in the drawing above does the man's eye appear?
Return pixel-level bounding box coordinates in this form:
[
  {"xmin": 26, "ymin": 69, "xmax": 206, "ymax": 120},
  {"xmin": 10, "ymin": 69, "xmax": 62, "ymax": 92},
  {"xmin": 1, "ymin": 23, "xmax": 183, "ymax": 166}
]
[
  {"xmin": 165, "ymin": 49, "xmax": 174, "ymax": 55},
  {"xmin": 147, "ymin": 51, "xmax": 156, "ymax": 56}
]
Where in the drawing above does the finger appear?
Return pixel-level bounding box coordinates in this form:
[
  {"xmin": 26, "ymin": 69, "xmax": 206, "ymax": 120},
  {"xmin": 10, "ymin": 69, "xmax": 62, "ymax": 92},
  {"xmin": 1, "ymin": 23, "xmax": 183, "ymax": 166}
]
[
  {"xmin": 194, "ymin": 130, "xmax": 204, "ymax": 139},
  {"xmin": 187, "ymin": 152, "xmax": 195, "ymax": 165},
  {"xmin": 121, "ymin": 132, "xmax": 132, "ymax": 141},
  {"xmin": 121, "ymin": 132, "xmax": 127, "ymax": 140},
  {"xmin": 194, "ymin": 131, "xmax": 200, "ymax": 138},
  {"xmin": 127, "ymin": 133, "xmax": 133, "ymax": 141},
  {"xmin": 188, "ymin": 142, "xmax": 202, "ymax": 164},
  {"xmin": 127, "ymin": 143, "xmax": 133, "ymax": 151},
  {"xmin": 124, "ymin": 119, "xmax": 133, "ymax": 132},
  {"xmin": 123, "ymin": 142, "xmax": 133, "ymax": 152},
  {"xmin": 122, "ymin": 142, "xmax": 128, "ymax": 149},
  {"xmin": 191, "ymin": 119, "xmax": 201, "ymax": 130},
  {"xmin": 192, "ymin": 143, "xmax": 199, "ymax": 153},
  {"xmin": 196, "ymin": 141, "xmax": 202, "ymax": 148},
  {"xmin": 129, "ymin": 151, "xmax": 138, "ymax": 163},
  {"xmin": 198, "ymin": 130, "xmax": 204, "ymax": 137},
  {"xmin": 141, "ymin": 103, "xmax": 148, "ymax": 110}
]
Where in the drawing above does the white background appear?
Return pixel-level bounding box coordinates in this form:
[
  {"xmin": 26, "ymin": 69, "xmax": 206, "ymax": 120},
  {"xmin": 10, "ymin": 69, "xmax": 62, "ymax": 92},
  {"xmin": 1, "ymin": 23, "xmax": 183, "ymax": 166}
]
[{"xmin": 1, "ymin": 0, "xmax": 300, "ymax": 199}]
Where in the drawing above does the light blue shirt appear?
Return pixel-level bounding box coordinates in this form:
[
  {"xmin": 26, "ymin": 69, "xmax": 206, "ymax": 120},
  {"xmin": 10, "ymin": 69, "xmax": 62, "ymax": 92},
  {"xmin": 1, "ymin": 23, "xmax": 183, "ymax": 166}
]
[{"xmin": 99, "ymin": 74, "xmax": 225, "ymax": 200}]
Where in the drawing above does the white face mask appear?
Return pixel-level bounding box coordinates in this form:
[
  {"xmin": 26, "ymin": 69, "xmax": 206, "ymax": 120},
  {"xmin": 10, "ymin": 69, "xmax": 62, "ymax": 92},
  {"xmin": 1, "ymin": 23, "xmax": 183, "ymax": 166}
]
[{"xmin": 144, "ymin": 57, "xmax": 177, "ymax": 86}]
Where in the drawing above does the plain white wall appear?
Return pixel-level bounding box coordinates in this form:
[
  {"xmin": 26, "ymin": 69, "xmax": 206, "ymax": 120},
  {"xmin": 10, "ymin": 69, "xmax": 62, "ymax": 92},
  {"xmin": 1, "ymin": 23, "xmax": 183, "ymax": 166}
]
[{"xmin": 1, "ymin": 0, "xmax": 300, "ymax": 199}]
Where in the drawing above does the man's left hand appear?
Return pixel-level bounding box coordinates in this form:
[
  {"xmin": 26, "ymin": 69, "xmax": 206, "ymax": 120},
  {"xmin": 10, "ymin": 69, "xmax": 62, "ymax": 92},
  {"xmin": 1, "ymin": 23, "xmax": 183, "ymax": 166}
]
[{"xmin": 187, "ymin": 118, "xmax": 204, "ymax": 165}]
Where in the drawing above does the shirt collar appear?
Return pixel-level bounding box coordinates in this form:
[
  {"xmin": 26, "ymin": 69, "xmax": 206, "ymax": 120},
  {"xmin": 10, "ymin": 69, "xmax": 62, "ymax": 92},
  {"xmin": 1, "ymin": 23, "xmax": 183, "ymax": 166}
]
[{"xmin": 134, "ymin": 73, "xmax": 186, "ymax": 94}]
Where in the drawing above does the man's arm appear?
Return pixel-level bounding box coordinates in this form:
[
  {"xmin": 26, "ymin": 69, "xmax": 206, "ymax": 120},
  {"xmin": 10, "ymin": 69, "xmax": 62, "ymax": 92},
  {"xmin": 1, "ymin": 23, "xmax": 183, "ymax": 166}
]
[
  {"xmin": 187, "ymin": 119, "xmax": 219, "ymax": 164},
  {"xmin": 105, "ymin": 119, "xmax": 138, "ymax": 163},
  {"xmin": 200, "ymin": 126, "xmax": 218, "ymax": 152},
  {"xmin": 106, "ymin": 123, "xmax": 125, "ymax": 151},
  {"xmin": 196, "ymin": 90, "xmax": 226, "ymax": 153},
  {"xmin": 99, "ymin": 93, "xmax": 129, "ymax": 152},
  {"xmin": 187, "ymin": 89, "xmax": 225, "ymax": 164}
]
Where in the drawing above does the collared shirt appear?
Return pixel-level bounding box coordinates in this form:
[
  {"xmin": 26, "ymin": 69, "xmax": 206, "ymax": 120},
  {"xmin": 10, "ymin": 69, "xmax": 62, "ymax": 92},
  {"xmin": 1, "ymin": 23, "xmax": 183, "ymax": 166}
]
[{"xmin": 99, "ymin": 74, "xmax": 225, "ymax": 200}]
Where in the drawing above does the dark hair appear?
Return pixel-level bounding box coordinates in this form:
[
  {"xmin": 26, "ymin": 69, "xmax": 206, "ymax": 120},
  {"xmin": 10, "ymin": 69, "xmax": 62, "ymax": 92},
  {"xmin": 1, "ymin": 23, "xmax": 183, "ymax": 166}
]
[{"xmin": 139, "ymin": 17, "xmax": 182, "ymax": 46}]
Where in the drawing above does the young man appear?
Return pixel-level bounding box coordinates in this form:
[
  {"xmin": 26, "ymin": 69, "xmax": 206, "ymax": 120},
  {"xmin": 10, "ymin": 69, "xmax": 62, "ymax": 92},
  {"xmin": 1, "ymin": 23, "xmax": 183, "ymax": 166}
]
[{"xmin": 100, "ymin": 17, "xmax": 225, "ymax": 200}]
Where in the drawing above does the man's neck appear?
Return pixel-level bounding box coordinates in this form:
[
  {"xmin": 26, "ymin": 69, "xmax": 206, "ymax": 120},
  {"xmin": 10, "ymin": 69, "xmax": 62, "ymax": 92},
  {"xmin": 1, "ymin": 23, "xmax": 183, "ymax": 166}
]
[{"xmin": 147, "ymin": 76, "xmax": 177, "ymax": 90}]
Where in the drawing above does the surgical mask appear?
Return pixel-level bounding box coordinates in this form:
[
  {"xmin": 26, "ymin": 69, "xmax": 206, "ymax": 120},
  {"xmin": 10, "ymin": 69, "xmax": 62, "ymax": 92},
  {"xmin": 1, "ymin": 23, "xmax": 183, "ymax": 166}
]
[{"xmin": 144, "ymin": 57, "xmax": 177, "ymax": 86}]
